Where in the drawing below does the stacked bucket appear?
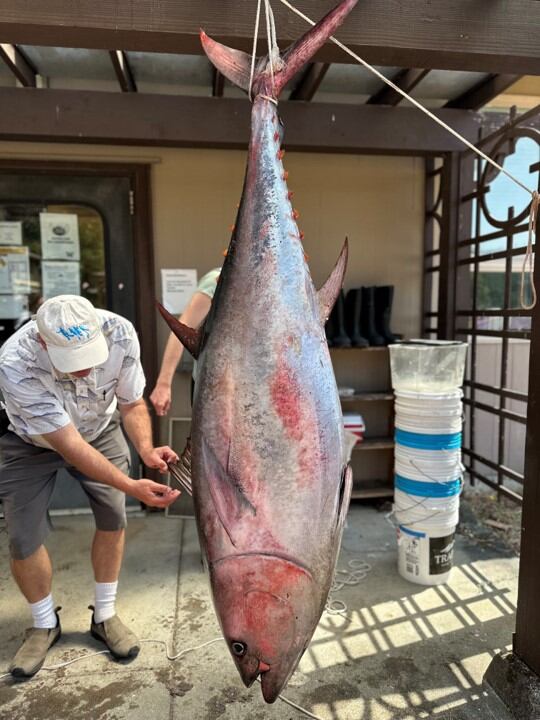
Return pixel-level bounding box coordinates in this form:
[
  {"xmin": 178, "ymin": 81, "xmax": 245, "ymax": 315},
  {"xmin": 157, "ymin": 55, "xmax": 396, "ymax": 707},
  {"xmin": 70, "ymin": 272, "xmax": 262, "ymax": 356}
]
[{"xmin": 389, "ymin": 341, "xmax": 467, "ymax": 586}]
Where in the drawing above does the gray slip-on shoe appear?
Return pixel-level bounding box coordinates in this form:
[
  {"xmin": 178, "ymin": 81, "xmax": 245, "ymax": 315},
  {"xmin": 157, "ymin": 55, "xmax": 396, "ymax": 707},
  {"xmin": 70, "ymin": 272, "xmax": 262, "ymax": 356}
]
[
  {"xmin": 10, "ymin": 608, "xmax": 62, "ymax": 678},
  {"xmin": 89, "ymin": 605, "xmax": 140, "ymax": 659}
]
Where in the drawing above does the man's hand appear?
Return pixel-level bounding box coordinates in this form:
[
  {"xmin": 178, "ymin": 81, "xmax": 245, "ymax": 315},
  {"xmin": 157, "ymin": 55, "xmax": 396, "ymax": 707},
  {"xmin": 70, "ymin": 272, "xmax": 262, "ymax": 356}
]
[
  {"xmin": 149, "ymin": 383, "xmax": 172, "ymax": 417},
  {"xmin": 140, "ymin": 445, "xmax": 179, "ymax": 473},
  {"xmin": 130, "ymin": 479, "xmax": 180, "ymax": 508}
]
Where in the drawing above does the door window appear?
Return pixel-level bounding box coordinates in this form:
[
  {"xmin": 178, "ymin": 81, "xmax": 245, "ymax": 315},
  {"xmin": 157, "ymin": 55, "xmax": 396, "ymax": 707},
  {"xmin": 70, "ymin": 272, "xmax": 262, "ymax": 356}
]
[{"xmin": 0, "ymin": 202, "xmax": 106, "ymax": 344}]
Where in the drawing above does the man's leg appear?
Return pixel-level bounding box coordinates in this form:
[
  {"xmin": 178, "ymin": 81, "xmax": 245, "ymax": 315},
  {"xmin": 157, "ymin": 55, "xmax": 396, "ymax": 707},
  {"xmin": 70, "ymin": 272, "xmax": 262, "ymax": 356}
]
[
  {"xmin": 73, "ymin": 419, "xmax": 139, "ymax": 658},
  {"xmin": 91, "ymin": 528, "xmax": 125, "ymax": 624},
  {"xmin": 0, "ymin": 432, "xmax": 64, "ymax": 676},
  {"xmin": 92, "ymin": 528, "xmax": 125, "ymax": 583},
  {"xmin": 11, "ymin": 544, "xmax": 53, "ymax": 604}
]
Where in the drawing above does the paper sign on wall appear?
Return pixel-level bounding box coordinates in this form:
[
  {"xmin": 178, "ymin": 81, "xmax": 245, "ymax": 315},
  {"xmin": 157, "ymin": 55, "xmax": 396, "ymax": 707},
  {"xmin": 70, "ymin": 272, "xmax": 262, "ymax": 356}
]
[
  {"xmin": 42, "ymin": 261, "xmax": 81, "ymax": 299},
  {"xmin": 40, "ymin": 213, "xmax": 81, "ymax": 261},
  {"xmin": 0, "ymin": 246, "xmax": 30, "ymax": 294},
  {"xmin": 0, "ymin": 221, "xmax": 23, "ymax": 246},
  {"xmin": 161, "ymin": 269, "xmax": 198, "ymax": 315},
  {"xmin": 0, "ymin": 294, "xmax": 28, "ymax": 320}
]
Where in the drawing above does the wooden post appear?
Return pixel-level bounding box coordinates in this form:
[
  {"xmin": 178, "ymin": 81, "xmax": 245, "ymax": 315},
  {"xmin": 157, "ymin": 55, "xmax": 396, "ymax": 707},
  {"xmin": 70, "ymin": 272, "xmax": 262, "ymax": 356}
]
[
  {"xmin": 514, "ymin": 178, "xmax": 540, "ymax": 674},
  {"xmin": 438, "ymin": 152, "xmax": 460, "ymax": 339}
]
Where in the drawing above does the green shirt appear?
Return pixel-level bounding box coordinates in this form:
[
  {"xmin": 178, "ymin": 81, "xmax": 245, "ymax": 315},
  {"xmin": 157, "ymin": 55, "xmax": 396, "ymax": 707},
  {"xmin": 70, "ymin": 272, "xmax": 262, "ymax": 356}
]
[{"xmin": 192, "ymin": 268, "xmax": 220, "ymax": 382}]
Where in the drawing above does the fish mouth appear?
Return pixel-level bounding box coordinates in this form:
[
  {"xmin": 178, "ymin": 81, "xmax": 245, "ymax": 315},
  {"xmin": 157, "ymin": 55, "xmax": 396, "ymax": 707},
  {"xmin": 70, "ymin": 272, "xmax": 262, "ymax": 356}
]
[{"xmin": 259, "ymin": 665, "xmax": 296, "ymax": 704}]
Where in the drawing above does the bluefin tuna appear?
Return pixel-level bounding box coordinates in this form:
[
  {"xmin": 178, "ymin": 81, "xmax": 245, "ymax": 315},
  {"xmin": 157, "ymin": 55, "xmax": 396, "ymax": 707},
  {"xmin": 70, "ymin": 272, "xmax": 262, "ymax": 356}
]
[{"xmin": 159, "ymin": 0, "xmax": 358, "ymax": 703}]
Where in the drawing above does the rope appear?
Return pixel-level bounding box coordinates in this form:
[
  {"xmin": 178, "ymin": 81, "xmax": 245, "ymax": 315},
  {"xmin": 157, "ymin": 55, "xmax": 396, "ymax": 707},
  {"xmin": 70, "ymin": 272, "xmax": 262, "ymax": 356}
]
[
  {"xmin": 249, "ymin": 0, "xmax": 283, "ymax": 101},
  {"xmin": 0, "ymin": 635, "xmax": 323, "ymax": 719},
  {"xmin": 248, "ymin": 0, "xmax": 262, "ymax": 101},
  {"xmin": 0, "ymin": 559, "xmax": 371, "ymax": 718},
  {"xmin": 275, "ymin": 0, "xmax": 540, "ymax": 308},
  {"xmin": 521, "ymin": 190, "xmax": 539, "ymax": 310}
]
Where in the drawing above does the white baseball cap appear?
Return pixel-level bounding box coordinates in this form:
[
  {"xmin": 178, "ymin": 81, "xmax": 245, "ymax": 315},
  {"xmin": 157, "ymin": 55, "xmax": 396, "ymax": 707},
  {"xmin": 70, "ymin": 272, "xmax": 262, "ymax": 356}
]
[{"xmin": 36, "ymin": 295, "xmax": 109, "ymax": 373}]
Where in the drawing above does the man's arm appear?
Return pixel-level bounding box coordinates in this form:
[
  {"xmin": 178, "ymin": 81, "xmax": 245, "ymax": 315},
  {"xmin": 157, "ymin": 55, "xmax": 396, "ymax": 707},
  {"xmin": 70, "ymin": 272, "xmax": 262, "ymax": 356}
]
[
  {"xmin": 119, "ymin": 398, "xmax": 178, "ymax": 472},
  {"xmin": 150, "ymin": 291, "xmax": 212, "ymax": 416},
  {"xmin": 41, "ymin": 423, "xmax": 180, "ymax": 508}
]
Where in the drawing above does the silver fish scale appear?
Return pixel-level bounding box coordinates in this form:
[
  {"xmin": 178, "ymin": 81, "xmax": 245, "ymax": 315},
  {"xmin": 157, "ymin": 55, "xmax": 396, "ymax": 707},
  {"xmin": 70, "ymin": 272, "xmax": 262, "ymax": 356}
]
[{"xmin": 192, "ymin": 97, "xmax": 345, "ymax": 578}]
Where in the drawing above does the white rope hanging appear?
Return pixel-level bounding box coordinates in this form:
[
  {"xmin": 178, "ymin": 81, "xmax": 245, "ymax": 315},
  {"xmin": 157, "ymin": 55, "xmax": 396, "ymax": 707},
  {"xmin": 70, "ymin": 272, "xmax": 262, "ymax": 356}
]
[
  {"xmin": 271, "ymin": 0, "xmax": 539, "ymax": 309},
  {"xmin": 249, "ymin": 0, "xmax": 283, "ymax": 103}
]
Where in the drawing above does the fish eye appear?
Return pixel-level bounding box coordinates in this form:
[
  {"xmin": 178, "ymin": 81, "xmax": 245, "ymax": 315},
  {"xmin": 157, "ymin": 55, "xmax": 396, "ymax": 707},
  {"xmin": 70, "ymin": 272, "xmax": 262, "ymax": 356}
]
[{"xmin": 231, "ymin": 641, "xmax": 247, "ymax": 657}]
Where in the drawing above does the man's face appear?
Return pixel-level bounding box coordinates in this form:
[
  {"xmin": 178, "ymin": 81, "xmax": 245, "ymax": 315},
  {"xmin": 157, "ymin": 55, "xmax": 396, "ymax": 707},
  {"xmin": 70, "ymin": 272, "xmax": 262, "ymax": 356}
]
[
  {"xmin": 70, "ymin": 369, "xmax": 92, "ymax": 378},
  {"xmin": 37, "ymin": 335, "xmax": 93, "ymax": 378}
]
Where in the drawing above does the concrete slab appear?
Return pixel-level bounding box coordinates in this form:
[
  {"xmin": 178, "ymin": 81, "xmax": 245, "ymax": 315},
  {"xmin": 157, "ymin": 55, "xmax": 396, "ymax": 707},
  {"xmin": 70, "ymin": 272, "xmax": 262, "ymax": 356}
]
[{"xmin": 0, "ymin": 504, "xmax": 518, "ymax": 720}]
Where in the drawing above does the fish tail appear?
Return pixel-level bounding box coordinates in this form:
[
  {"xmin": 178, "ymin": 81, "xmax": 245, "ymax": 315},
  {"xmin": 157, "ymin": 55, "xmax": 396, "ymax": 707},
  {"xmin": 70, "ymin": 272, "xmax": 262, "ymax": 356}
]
[{"xmin": 200, "ymin": 0, "xmax": 357, "ymax": 98}]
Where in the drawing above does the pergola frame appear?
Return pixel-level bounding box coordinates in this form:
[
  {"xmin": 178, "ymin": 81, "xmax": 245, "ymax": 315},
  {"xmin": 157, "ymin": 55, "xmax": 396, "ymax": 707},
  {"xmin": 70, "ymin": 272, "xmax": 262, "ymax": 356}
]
[{"xmin": 0, "ymin": 0, "xmax": 538, "ymax": 74}]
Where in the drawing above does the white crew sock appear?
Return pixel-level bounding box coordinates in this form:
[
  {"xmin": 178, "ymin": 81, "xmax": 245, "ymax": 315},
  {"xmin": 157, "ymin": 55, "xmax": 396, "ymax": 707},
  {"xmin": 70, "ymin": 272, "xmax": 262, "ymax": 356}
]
[
  {"xmin": 94, "ymin": 581, "xmax": 118, "ymax": 624},
  {"xmin": 30, "ymin": 593, "xmax": 57, "ymax": 629}
]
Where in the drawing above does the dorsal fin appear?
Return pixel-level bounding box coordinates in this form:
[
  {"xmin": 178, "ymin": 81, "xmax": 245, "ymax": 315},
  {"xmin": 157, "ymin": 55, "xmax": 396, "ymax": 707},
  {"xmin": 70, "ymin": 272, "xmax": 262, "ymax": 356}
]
[
  {"xmin": 317, "ymin": 238, "xmax": 348, "ymax": 324},
  {"xmin": 157, "ymin": 302, "xmax": 202, "ymax": 359}
]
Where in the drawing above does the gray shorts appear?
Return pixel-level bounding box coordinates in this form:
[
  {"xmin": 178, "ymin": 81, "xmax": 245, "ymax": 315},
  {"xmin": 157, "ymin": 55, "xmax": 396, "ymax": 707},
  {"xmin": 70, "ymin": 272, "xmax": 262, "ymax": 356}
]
[{"xmin": 0, "ymin": 419, "xmax": 130, "ymax": 560}]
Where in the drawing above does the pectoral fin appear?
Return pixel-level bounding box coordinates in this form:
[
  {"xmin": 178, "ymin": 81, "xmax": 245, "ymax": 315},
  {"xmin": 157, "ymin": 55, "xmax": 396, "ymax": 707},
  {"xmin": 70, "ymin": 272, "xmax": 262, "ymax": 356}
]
[
  {"xmin": 201, "ymin": 436, "xmax": 256, "ymax": 547},
  {"xmin": 317, "ymin": 238, "xmax": 348, "ymax": 324},
  {"xmin": 157, "ymin": 302, "xmax": 202, "ymax": 359}
]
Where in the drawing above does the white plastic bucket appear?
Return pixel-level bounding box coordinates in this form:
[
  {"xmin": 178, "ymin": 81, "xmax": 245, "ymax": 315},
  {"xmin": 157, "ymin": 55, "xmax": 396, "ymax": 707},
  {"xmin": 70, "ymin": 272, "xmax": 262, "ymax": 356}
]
[
  {"xmin": 395, "ymin": 415, "xmax": 463, "ymax": 434},
  {"xmin": 395, "ymin": 388, "xmax": 463, "ymax": 402},
  {"xmin": 395, "ymin": 445, "xmax": 462, "ymax": 474},
  {"xmin": 394, "ymin": 453, "xmax": 463, "ymax": 482},
  {"xmin": 389, "ymin": 341, "xmax": 467, "ymax": 393},
  {"xmin": 397, "ymin": 520, "xmax": 457, "ymax": 585},
  {"xmin": 393, "ymin": 488, "xmax": 460, "ymax": 527}
]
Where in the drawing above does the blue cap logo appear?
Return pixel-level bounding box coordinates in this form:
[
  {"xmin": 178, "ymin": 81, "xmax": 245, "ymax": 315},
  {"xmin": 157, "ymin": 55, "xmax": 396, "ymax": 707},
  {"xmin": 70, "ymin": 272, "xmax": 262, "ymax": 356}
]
[{"xmin": 57, "ymin": 324, "xmax": 91, "ymax": 342}]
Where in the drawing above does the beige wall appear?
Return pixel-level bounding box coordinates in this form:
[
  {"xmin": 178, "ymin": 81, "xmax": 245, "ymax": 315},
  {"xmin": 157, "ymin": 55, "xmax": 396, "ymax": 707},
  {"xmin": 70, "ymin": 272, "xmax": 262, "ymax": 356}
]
[{"xmin": 0, "ymin": 141, "xmax": 425, "ymax": 438}]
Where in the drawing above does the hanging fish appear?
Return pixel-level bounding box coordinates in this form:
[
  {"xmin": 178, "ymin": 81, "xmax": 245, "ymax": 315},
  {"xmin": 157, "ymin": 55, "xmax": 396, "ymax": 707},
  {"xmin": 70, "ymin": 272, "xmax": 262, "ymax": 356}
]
[{"xmin": 159, "ymin": 0, "xmax": 357, "ymax": 703}]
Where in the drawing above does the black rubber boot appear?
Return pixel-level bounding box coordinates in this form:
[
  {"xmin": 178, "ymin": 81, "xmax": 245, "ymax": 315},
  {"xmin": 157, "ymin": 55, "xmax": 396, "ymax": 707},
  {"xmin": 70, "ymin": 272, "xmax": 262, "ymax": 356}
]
[
  {"xmin": 345, "ymin": 289, "xmax": 369, "ymax": 348},
  {"xmin": 325, "ymin": 308, "xmax": 335, "ymax": 347},
  {"xmin": 360, "ymin": 287, "xmax": 385, "ymax": 346},
  {"xmin": 374, "ymin": 285, "xmax": 398, "ymax": 345},
  {"xmin": 329, "ymin": 290, "xmax": 351, "ymax": 347}
]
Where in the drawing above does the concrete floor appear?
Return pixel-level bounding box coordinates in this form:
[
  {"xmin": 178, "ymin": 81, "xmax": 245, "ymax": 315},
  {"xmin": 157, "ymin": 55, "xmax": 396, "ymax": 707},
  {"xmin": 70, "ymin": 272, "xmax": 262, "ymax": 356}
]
[{"xmin": 0, "ymin": 504, "xmax": 517, "ymax": 720}]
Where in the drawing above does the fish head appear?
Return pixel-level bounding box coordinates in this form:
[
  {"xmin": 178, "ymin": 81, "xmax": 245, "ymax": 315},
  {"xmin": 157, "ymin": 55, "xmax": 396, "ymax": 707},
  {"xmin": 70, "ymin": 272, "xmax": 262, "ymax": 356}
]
[{"xmin": 210, "ymin": 554, "xmax": 319, "ymax": 703}]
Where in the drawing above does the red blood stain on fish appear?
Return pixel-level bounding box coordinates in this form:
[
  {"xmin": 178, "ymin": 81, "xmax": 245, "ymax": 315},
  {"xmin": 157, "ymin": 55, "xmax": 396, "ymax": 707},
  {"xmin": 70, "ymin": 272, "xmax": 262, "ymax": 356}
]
[{"xmin": 270, "ymin": 354, "xmax": 318, "ymax": 482}]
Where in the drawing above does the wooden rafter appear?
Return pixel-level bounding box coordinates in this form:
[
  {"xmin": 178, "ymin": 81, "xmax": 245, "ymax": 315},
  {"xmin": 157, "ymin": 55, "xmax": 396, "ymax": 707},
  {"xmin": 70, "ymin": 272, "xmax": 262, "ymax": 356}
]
[
  {"xmin": 289, "ymin": 62, "xmax": 330, "ymax": 102},
  {"xmin": 445, "ymin": 74, "xmax": 521, "ymax": 110},
  {"xmin": 109, "ymin": 50, "xmax": 136, "ymax": 92},
  {"xmin": 367, "ymin": 69, "xmax": 430, "ymax": 106},
  {"xmin": 0, "ymin": 1, "xmax": 538, "ymax": 74},
  {"xmin": 0, "ymin": 43, "xmax": 36, "ymax": 87},
  {"xmin": 212, "ymin": 68, "xmax": 225, "ymax": 97},
  {"xmin": 0, "ymin": 86, "xmax": 481, "ymax": 156}
]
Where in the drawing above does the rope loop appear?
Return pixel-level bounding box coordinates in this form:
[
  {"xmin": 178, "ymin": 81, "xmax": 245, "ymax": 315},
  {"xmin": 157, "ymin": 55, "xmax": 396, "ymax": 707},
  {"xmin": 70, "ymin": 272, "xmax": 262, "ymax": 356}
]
[{"xmin": 521, "ymin": 190, "xmax": 539, "ymax": 310}]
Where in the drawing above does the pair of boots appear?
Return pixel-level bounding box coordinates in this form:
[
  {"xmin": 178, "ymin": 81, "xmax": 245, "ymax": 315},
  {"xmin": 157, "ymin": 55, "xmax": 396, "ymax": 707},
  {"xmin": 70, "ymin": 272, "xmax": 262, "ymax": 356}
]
[{"xmin": 326, "ymin": 286, "xmax": 397, "ymax": 347}]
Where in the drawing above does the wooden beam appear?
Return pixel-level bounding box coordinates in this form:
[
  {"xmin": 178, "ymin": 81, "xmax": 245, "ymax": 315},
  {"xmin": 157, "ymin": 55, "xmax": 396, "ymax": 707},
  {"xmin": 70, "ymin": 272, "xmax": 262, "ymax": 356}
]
[
  {"xmin": 367, "ymin": 69, "xmax": 430, "ymax": 106},
  {"xmin": 0, "ymin": 43, "xmax": 36, "ymax": 87},
  {"xmin": 109, "ymin": 50, "xmax": 136, "ymax": 92},
  {"xmin": 0, "ymin": 87, "xmax": 482, "ymax": 156},
  {"xmin": 212, "ymin": 68, "xmax": 225, "ymax": 98},
  {"xmin": 289, "ymin": 62, "xmax": 330, "ymax": 101},
  {"xmin": 445, "ymin": 74, "xmax": 521, "ymax": 110},
  {"xmin": 0, "ymin": 1, "xmax": 538, "ymax": 74}
]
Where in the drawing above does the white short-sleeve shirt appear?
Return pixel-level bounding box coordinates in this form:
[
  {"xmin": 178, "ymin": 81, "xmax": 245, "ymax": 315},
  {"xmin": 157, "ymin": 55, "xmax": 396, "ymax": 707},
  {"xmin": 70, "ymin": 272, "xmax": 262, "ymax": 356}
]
[{"xmin": 0, "ymin": 310, "xmax": 146, "ymax": 448}]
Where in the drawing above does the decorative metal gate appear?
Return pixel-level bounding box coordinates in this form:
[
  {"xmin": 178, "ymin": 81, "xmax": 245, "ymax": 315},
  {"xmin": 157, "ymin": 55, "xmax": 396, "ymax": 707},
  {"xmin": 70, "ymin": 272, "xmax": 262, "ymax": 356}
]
[{"xmin": 423, "ymin": 109, "xmax": 540, "ymax": 503}]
